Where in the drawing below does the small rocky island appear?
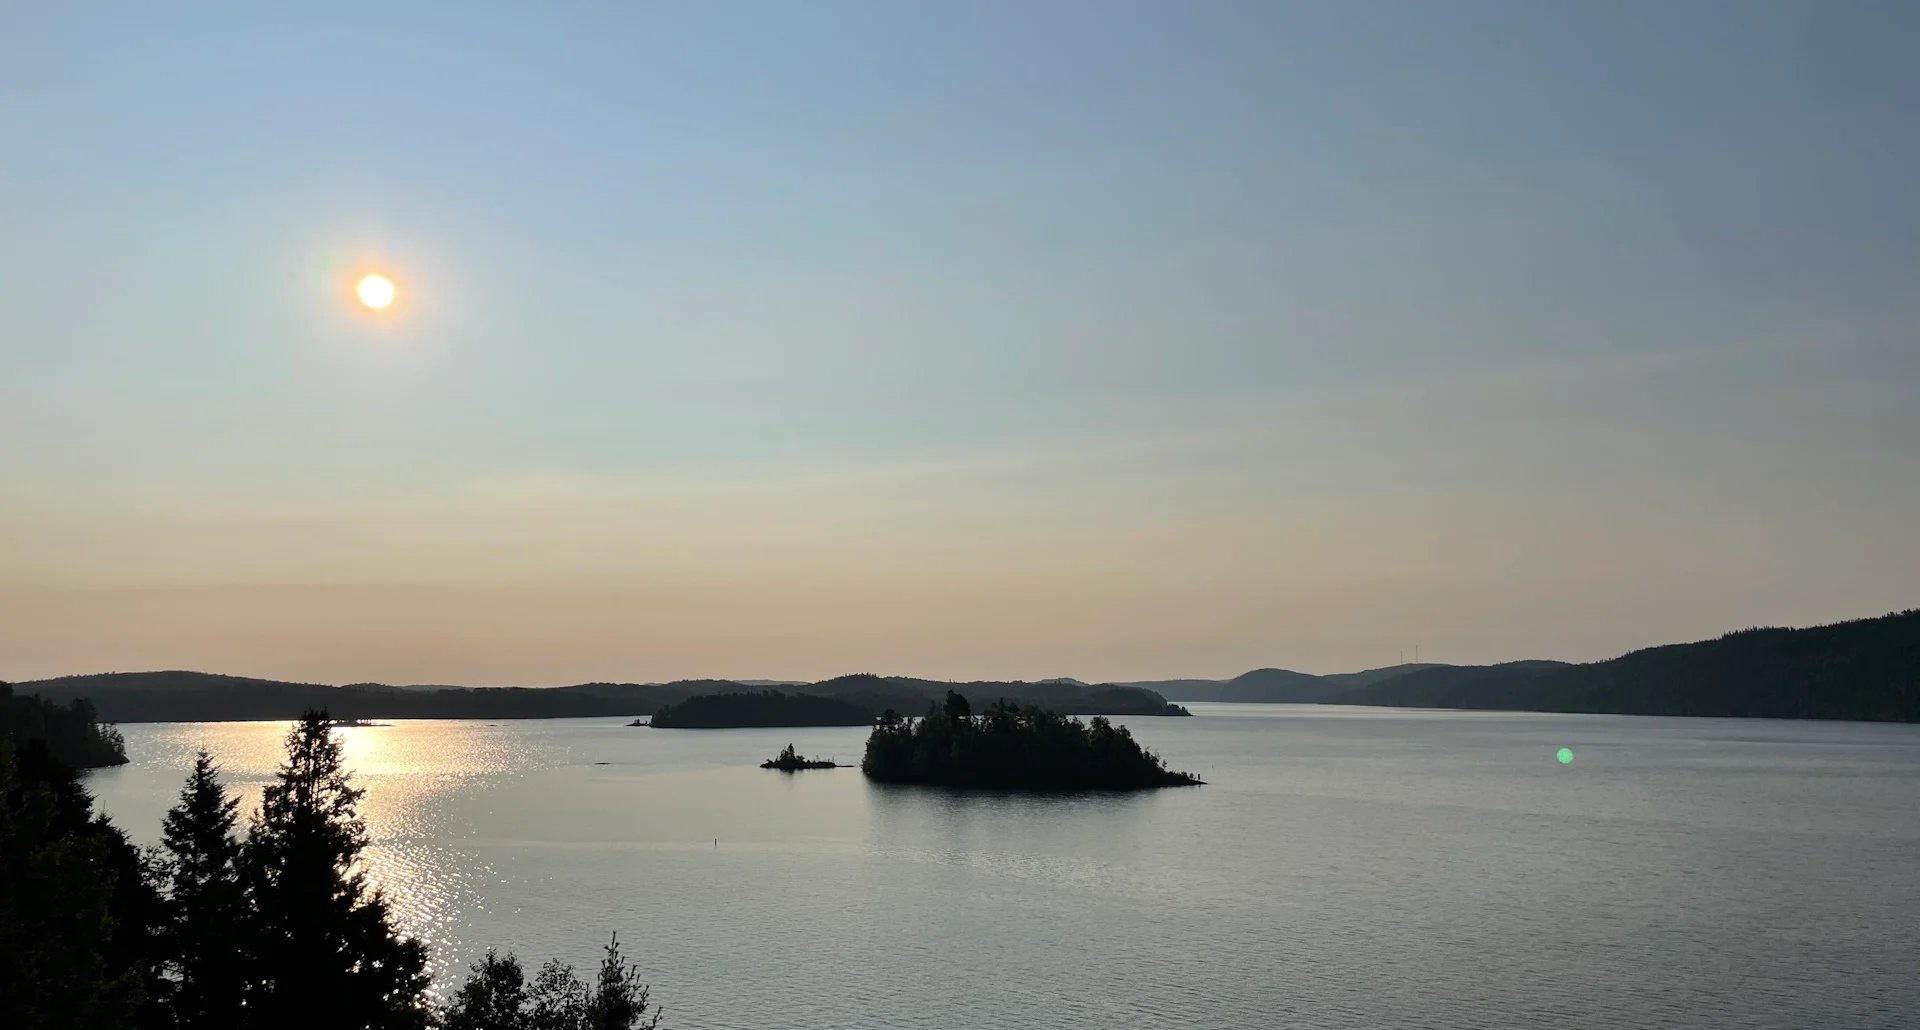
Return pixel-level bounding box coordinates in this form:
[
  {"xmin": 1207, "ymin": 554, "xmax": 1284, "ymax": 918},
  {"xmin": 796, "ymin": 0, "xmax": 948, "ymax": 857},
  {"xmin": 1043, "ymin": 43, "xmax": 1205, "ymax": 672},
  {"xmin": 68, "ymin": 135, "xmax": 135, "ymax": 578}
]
[
  {"xmin": 861, "ymin": 692, "xmax": 1203, "ymax": 790},
  {"xmin": 761, "ymin": 744, "xmax": 841, "ymax": 770}
]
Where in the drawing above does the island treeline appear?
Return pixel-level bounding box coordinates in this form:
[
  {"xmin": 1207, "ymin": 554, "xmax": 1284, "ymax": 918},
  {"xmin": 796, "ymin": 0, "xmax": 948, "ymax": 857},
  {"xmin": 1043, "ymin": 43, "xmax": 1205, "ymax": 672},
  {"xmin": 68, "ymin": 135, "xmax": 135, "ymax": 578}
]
[
  {"xmin": 1, "ymin": 681, "xmax": 127, "ymax": 768},
  {"xmin": 861, "ymin": 692, "xmax": 1202, "ymax": 790},
  {"xmin": 651, "ymin": 691, "xmax": 872, "ymax": 728},
  {"xmin": 0, "ymin": 712, "xmax": 664, "ymax": 1030},
  {"xmin": 761, "ymin": 744, "xmax": 840, "ymax": 770}
]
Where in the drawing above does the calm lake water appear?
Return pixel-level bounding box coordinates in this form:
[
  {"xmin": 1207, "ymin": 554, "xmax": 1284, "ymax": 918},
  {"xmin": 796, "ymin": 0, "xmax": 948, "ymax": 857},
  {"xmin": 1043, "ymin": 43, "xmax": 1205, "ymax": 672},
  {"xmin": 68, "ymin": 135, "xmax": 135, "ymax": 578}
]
[{"xmin": 86, "ymin": 704, "xmax": 1920, "ymax": 1029}]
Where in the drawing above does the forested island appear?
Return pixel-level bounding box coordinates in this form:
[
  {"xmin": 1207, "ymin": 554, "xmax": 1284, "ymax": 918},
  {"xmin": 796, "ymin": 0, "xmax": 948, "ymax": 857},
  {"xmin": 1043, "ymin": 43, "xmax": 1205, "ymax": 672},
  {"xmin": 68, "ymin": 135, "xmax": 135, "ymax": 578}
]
[
  {"xmin": 650, "ymin": 690, "xmax": 873, "ymax": 728},
  {"xmin": 0, "ymin": 711, "xmax": 664, "ymax": 1030},
  {"xmin": 861, "ymin": 692, "xmax": 1202, "ymax": 790}
]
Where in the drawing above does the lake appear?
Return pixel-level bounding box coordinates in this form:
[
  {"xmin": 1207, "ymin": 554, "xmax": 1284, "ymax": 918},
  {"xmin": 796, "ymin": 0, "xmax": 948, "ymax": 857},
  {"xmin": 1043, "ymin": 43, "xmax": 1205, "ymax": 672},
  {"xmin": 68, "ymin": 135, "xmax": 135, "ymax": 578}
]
[{"xmin": 85, "ymin": 704, "xmax": 1920, "ymax": 1029}]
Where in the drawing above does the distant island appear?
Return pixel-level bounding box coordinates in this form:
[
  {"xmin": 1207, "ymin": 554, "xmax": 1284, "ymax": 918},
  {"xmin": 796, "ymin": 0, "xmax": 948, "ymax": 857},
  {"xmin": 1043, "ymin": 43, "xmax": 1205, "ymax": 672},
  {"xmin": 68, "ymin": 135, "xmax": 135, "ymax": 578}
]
[
  {"xmin": 651, "ymin": 691, "xmax": 873, "ymax": 729},
  {"xmin": 761, "ymin": 744, "xmax": 840, "ymax": 770},
  {"xmin": 862, "ymin": 692, "xmax": 1203, "ymax": 790}
]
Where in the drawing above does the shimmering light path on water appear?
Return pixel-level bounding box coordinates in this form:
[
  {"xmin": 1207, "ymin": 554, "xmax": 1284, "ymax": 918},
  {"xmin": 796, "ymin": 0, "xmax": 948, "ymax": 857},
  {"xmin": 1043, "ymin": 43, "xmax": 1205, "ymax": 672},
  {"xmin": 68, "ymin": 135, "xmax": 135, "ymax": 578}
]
[{"xmin": 88, "ymin": 706, "xmax": 1920, "ymax": 1029}]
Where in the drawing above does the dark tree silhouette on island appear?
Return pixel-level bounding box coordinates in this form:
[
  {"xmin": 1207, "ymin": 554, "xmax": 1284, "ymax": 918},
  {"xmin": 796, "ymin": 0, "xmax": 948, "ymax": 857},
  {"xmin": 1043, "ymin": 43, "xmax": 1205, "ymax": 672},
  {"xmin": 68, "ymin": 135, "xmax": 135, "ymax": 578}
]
[{"xmin": 863, "ymin": 694, "xmax": 1203, "ymax": 790}]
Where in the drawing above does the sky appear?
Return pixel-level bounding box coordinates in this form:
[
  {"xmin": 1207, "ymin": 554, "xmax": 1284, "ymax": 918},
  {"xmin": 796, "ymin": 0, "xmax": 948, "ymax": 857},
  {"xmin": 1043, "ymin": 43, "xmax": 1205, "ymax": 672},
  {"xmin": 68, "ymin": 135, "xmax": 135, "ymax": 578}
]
[{"xmin": 3, "ymin": 2, "xmax": 1917, "ymax": 685}]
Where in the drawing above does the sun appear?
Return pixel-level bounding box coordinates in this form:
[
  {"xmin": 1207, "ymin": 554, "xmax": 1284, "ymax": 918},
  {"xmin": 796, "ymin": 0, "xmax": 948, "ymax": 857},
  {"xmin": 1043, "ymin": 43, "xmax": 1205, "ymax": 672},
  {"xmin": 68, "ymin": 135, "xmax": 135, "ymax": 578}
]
[{"xmin": 356, "ymin": 273, "xmax": 396, "ymax": 310}]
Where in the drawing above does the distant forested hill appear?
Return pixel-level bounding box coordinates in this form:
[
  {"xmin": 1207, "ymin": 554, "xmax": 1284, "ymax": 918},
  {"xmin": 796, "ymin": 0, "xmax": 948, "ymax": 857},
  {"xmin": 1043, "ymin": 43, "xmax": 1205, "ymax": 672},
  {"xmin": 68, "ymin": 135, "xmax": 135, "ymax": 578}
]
[
  {"xmin": 648, "ymin": 679, "xmax": 1188, "ymax": 729},
  {"xmin": 24, "ymin": 610, "xmax": 1912, "ymax": 725},
  {"xmin": 1140, "ymin": 610, "xmax": 1920, "ymax": 722},
  {"xmin": 650, "ymin": 691, "xmax": 874, "ymax": 728},
  {"xmin": 814, "ymin": 674, "xmax": 1187, "ymax": 719},
  {"xmin": 18, "ymin": 672, "xmax": 689, "ymax": 723},
  {"xmin": 1344, "ymin": 613, "xmax": 1920, "ymax": 721},
  {"xmin": 17, "ymin": 671, "xmax": 1187, "ymax": 724}
]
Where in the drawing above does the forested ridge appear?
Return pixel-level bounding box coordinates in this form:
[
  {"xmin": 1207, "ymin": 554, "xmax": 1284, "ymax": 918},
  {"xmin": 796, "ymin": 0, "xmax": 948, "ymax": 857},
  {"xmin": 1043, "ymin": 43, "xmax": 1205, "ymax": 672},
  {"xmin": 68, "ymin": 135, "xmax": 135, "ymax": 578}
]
[
  {"xmin": 1, "ymin": 682, "xmax": 127, "ymax": 768},
  {"xmin": 1342, "ymin": 611, "xmax": 1920, "ymax": 720},
  {"xmin": 20, "ymin": 672, "xmax": 1187, "ymax": 724},
  {"xmin": 650, "ymin": 691, "xmax": 873, "ymax": 728},
  {"xmin": 20, "ymin": 608, "xmax": 1914, "ymax": 726},
  {"xmin": 1136, "ymin": 609, "xmax": 1920, "ymax": 722}
]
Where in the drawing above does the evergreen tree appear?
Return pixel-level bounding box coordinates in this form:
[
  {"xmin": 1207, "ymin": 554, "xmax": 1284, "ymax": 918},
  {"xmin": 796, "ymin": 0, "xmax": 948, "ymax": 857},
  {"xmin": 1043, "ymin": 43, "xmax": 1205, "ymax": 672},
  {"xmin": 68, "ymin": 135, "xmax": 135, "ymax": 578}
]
[
  {"xmin": 526, "ymin": 958, "xmax": 590, "ymax": 1030},
  {"xmin": 0, "ymin": 741, "xmax": 147, "ymax": 1030},
  {"xmin": 157, "ymin": 751, "xmax": 247, "ymax": 1027},
  {"xmin": 244, "ymin": 710, "xmax": 430, "ymax": 1029},
  {"xmin": 585, "ymin": 933, "xmax": 662, "ymax": 1030}
]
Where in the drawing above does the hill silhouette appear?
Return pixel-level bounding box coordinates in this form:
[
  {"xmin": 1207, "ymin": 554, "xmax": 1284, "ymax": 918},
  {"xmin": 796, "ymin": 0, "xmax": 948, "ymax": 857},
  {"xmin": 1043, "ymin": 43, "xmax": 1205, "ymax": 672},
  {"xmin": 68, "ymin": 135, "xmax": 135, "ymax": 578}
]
[
  {"xmin": 1138, "ymin": 610, "xmax": 1920, "ymax": 722},
  {"xmin": 18, "ymin": 672, "xmax": 1187, "ymax": 724},
  {"xmin": 17, "ymin": 673, "xmax": 689, "ymax": 723},
  {"xmin": 19, "ymin": 609, "xmax": 1916, "ymax": 724},
  {"xmin": 650, "ymin": 691, "xmax": 874, "ymax": 729},
  {"xmin": 1341, "ymin": 614, "xmax": 1920, "ymax": 720}
]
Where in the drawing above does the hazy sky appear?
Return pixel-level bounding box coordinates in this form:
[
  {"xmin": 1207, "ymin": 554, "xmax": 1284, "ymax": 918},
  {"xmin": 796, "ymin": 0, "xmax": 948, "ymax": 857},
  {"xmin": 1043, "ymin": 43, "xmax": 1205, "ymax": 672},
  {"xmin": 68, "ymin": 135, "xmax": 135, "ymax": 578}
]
[{"xmin": 4, "ymin": 2, "xmax": 1917, "ymax": 685}]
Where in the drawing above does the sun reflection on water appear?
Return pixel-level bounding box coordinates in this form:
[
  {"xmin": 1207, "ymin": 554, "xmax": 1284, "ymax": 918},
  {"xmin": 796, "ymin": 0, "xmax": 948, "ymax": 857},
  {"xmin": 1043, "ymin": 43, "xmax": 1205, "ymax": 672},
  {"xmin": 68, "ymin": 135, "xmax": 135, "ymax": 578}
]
[{"xmin": 124, "ymin": 719, "xmax": 540, "ymax": 989}]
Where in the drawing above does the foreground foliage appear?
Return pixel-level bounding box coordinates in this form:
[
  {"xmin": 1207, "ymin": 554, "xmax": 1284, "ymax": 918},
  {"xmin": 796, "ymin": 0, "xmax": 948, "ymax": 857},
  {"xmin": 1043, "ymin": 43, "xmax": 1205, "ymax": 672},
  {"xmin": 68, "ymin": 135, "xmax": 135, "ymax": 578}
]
[
  {"xmin": 862, "ymin": 692, "xmax": 1203, "ymax": 790},
  {"xmin": 0, "ymin": 741, "xmax": 154, "ymax": 1029},
  {"xmin": 441, "ymin": 935, "xmax": 663, "ymax": 1030},
  {"xmin": 0, "ymin": 710, "xmax": 667, "ymax": 1030}
]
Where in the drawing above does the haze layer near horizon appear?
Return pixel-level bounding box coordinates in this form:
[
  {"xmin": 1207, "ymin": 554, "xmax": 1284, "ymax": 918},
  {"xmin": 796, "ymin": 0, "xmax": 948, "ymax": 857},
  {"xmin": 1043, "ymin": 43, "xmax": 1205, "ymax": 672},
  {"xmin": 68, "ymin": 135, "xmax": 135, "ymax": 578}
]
[{"xmin": 4, "ymin": 2, "xmax": 1917, "ymax": 685}]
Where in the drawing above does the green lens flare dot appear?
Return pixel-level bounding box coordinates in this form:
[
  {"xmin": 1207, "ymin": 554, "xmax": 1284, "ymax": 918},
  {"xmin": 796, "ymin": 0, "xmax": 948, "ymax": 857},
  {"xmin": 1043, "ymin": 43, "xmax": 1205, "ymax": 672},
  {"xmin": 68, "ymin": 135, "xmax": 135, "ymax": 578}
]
[{"xmin": 1556, "ymin": 747, "xmax": 1574, "ymax": 764}]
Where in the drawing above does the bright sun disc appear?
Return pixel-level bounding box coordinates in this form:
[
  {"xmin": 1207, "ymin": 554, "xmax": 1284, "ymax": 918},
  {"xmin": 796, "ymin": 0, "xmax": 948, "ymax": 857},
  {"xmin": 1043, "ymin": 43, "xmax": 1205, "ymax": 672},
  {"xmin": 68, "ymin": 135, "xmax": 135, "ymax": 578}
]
[{"xmin": 356, "ymin": 273, "xmax": 396, "ymax": 310}]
